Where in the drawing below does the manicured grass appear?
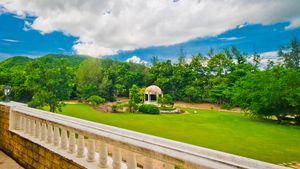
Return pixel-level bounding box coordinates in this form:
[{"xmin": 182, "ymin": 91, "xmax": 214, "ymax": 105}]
[{"xmin": 57, "ymin": 104, "xmax": 300, "ymax": 164}]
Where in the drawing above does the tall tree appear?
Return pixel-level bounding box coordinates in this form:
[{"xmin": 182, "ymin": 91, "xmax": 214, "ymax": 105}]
[
  {"xmin": 278, "ymin": 38, "xmax": 300, "ymax": 69},
  {"xmin": 26, "ymin": 56, "xmax": 73, "ymax": 112}
]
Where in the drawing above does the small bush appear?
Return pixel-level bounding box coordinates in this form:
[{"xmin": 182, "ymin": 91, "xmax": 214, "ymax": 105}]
[
  {"xmin": 138, "ymin": 104, "xmax": 160, "ymax": 114},
  {"xmin": 88, "ymin": 95, "xmax": 106, "ymax": 106},
  {"xmin": 160, "ymin": 94, "xmax": 174, "ymax": 107}
]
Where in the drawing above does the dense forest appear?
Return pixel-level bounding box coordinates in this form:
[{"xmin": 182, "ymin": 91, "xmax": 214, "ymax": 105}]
[{"xmin": 0, "ymin": 39, "xmax": 299, "ymax": 122}]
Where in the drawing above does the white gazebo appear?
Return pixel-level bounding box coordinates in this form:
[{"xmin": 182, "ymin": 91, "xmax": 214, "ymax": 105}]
[{"xmin": 144, "ymin": 85, "xmax": 163, "ymax": 104}]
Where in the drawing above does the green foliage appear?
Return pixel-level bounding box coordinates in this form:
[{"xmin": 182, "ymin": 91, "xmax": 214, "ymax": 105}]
[
  {"xmin": 207, "ymin": 52, "xmax": 232, "ymax": 76},
  {"xmin": 278, "ymin": 38, "xmax": 300, "ymax": 69},
  {"xmin": 128, "ymin": 85, "xmax": 142, "ymax": 112},
  {"xmin": 87, "ymin": 95, "xmax": 105, "ymax": 106},
  {"xmin": 232, "ymin": 66, "xmax": 300, "ymax": 120},
  {"xmin": 0, "ymin": 39, "xmax": 299, "ymax": 122},
  {"xmin": 26, "ymin": 56, "xmax": 74, "ymax": 112},
  {"xmin": 138, "ymin": 104, "xmax": 160, "ymax": 114},
  {"xmin": 160, "ymin": 94, "xmax": 174, "ymax": 107}
]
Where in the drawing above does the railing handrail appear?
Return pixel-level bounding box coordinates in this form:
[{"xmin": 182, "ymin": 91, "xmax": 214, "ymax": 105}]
[{"xmin": 1, "ymin": 101, "xmax": 289, "ymax": 169}]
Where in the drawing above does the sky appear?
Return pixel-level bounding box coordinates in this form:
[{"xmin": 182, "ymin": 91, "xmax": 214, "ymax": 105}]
[{"xmin": 0, "ymin": 0, "xmax": 300, "ymax": 63}]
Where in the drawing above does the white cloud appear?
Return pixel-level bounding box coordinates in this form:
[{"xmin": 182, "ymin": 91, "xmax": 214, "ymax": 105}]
[
  {"xmin": 247, "ymin": 50, "xmax": 282, "ymax": 68},
  {"xmin": 126, "ymin": 56, "xmax": 147, "ymax": 65},
  {"xmin": 219, "ymin": 36, "xmax": 244, "ymax": 41},
  {"xmin": 1, "ymin": 38, "xmax": 19, "ymax": 43},
  {"xmin": 1, "ymin": 0, "xmax": 300, "ymax": 57}
]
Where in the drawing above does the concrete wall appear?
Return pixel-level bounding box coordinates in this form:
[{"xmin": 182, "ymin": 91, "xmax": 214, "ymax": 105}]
[{"xmin": 0, "ymin": 104, "xmax": 85, "ymax": 169}]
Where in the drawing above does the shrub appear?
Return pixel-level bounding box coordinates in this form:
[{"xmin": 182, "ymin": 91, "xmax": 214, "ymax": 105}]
[
  {"xmin": 160, "ymin": 94, "xmax": 174, "ymax": 107},
  {"xmin": 88, "ymin": 95, "xmax": 106, "ymax": 106},
  {"xmin": 138, "ymin": 104, "xmax": 160, "ymax": 114}
]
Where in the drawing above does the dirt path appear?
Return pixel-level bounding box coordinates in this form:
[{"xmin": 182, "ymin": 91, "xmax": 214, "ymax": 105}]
[
  {"xmin": 94, "ymin": 97, "xmax": 128, "ymax": 113},
  {"xmin": 174, "ymin": 101, "xmax": 241, "ymax": 112},
  {"xmin": 65, "ymin": 99, "xmax": 241, "ymax": 113}
]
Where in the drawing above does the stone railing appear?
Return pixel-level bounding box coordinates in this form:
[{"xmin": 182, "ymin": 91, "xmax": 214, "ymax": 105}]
[{"xmin": 2, "ymin": 101, "xmax": 290, "ymax": 169}]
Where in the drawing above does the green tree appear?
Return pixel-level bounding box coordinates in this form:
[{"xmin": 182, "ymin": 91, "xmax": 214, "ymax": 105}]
[
  {"xmin": 26, "ymin": 57, "xmax": 73, "ymax": 112},
  {"xmin": 278, "ymin": 38, "xmax": 300, "ymax": 69},
  {"xmin": 76, "ymin": 59, "xmax": 103, "ymax": 100},
  {"xmin": 207, "ymin": 53, "xmax": 232, "ymax": 76},
  {"xmin": 232, "ymin": 66, "xmax": 300, "ymax": 121},
  {"xmin": 128, "ymin": 85, "xmax": 142, "ymax": 112}
]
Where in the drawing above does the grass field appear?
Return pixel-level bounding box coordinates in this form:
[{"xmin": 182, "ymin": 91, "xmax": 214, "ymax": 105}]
[{"xmin": 57, "ymin": 103, "xmax": 300, "ymax": 164}]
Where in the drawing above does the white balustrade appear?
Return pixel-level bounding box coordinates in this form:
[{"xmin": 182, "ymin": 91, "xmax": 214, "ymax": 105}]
[
  {"xmin": 25, "ymin": 117, "xmax": 30, "ymax": 134},
  {"xmin": 3, "ymin": 101, "xmax": 289, "ymax": 169},
  {"xmin": 87, "ymin": 139, "xmax": 96, "ymax": 162},
  {"xmin": 30, "ymin": 119, "xmax": 35, "ymax": 136},
  {"xmin": 15, "ymin": 113, "xmax": 21, "ymax": 130},
  {"xmin": 53, "ymin": 126, "xmax": 60, "ymax": 146},
  {"xmin": 112, "ymin": 147, "xmax": 122, "ymax": 169},
  {"xmin": 22, "ymin": 115, "xmax": 26, "ymax": 131},
  {"xmin": 68, "ymin": 131, "xmax": 76, "ymax": 153},
  {"xmin": 35, "ymin": 120, "xmax": 40, "ymax": 138},
  {"xmin": 47, "ymin": 124, "xmax": 53, "ymax": 144},
  {"xmin": 61, "ymin": 129, "xmax": 68, "ymax": 150},
  {"xmin": 77, "ymin": 135, "xmax": 85, "ymax": 158},
  {"xmin": 127, "ymin": 152, "xmax": 137, "ymax": 169},
  {"xmin": 98, "ymin": 142, "xmax": 108, "ymax": 168},
  {"xmin": 41, "ymin": 122, "xmax": 47, "ymax": 141}
]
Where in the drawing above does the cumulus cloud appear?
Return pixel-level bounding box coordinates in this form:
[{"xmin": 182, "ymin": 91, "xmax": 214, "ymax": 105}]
[
  {"xmin": 1, "ymin": 0, "xmax": 300, "ymax": 57},
  {"xmin": 247, "ymin": 50, "xmax": 282, "ymax": 68},
  {"xmin": 126, "ymin": 56, "xmax": 147, "ymax": 65}
]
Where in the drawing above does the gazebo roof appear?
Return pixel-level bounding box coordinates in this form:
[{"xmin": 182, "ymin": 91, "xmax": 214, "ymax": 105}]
[{"xmin": 145, "ymin": 85, "xmax": 162, "ymax": 95}]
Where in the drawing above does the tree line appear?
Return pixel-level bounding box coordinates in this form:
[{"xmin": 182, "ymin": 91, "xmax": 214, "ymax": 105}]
[{"xmin": 0, "ymin": 39, "xmax": 299, "ymax": 122}]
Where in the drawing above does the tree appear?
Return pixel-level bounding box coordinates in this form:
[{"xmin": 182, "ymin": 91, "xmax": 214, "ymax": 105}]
[
  {"xmin": 232, "ymin": 66, "xmax": 300, "ymax": 121},
  {"xmin": 207, "ymin": 53, "xmax": 232, "ymax": 76},
  {"xmin": 26, "ymin": 56, "xmax": 73, "ymax": 112},
  {"xmin": 278, "ymin": 38, "xmax": 300, "ymax": 69},
  {"xmin": 128, "ymin": 85, "xmax": 142, "ymax": 112},
  {"xmin": 231, "ymin": 46, "xmax": 246, "ymax": 64},
  {"xmin": 76, "ymin": 59, "xmax": 103, "ymax": 100}
]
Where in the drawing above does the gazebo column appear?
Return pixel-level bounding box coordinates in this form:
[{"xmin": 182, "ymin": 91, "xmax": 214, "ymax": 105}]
[{"xmin": 148, "ymin": 94, "xmax": 151, "ymax": 103}]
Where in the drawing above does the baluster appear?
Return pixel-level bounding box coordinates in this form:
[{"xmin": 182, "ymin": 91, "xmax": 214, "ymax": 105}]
[
  {"xmin": 144, "ymin": 158, "xmax": 154, "ymax": 169},
  {"xmin": 68, "ymin": 131, "xmax": 76, "ymax": 153},
  {"xmin": 25, "ymin": 117, "xmax": 30, "ymax": 134},
  {"xmin": 47, "ymin": 124, "xmax": 53, "ymax": 144},
  {"xmin": 87, "ymin": 138, "xmax": 96, "ymax": 162},
  {"xmin": 15, "ymin": 113, "xmax": 21, "ymax": 130},
  {"xmin": 19, "ymin": 115, "xmax": 23, "ymax": 131},
  {"xmin": 41, "ymin": 123, "xmax": 47, "ymax": 141},
  {"xmin": 22, "ymin": 116, "xmax": 26, "ymax": 132},
  {"xmin": 53, "ymin": 126, "xmax": 60, "ymax": 146},
  {"xmin": 77, "ymin": 135, "xmax": 85, "ymax": 158},
  {"xmin": 98, "ymin": 142, "xmax": 108, "ymax": 168},
  {"xmin": 127, "ymin": 152, "xmax": 137, "ymax": 169},
  {"xmin": 164, "ymin": 164, "xmax": 175, "ymax": 169},
  {"xmin": 30, "ymin": 119, "xmax": 35, "ymax": 136},
  {"xmin": 61, "ymin": 129, "xmax": 68, "ymax": 150},
  {"xmin": 35, "ymin": 121, "xmax": 40, "ymax": 138},
  {"xmin": 112, "ymin": 147, "xmax": 122, "ymax": 169}
]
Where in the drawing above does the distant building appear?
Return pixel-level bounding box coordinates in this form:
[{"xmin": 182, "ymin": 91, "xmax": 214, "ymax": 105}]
[{"xmin": 144, "ymin": 85, "xmax": 163, "ymax": 105}]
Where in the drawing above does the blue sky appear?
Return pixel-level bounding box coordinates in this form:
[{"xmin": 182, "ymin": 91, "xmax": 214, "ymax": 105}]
[{"xmin": 1, "ymin": 1, "xmax": 300, "ymax": 62}]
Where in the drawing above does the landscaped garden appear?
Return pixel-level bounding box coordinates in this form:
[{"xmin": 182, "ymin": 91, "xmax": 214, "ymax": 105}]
[{"xmin": 58, "ymin": 103, "xmax": 300, "ymax": 164}]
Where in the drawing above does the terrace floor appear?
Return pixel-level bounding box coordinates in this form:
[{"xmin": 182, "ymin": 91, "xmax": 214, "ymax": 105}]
[{"xmin": 0, "ymin": 150, "xmax": 23, "ymax": 169}]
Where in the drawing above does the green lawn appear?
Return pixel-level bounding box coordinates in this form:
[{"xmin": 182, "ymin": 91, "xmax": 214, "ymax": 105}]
[{"xmin": 57, "ymin": 103, "xmax": 300, "ymax": 164}]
